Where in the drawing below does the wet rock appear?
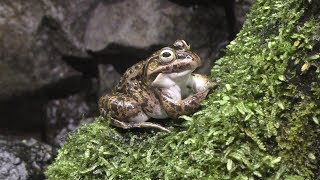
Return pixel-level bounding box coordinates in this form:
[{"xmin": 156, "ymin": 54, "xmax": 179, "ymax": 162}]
[
  {"xmin": 84, "ymin": 0, "xmax": 253, "ymax": 74},
  {"xmin": 0, "ymin": 63, "xmax": 37, "ymax": 101},
  {"xmin": 84, "ymin": 0, "xmax": 228, "ymax": 50},
  {"xmin": 0, "ymin": 149, "xmax": 27, "ymax": 180},
  {"xmin": 0, "ymin": 136, "xmax": 53, "ymax": 180},
  {"xmin": 0, "ymin": 0, "xmax": 99, "ymax": 131},
  {"xmin": 168, "ymin": 0, "xmax": 237, "ymax": 40},
  {"xmin": 0, "ymin": 0, "xmax": 97, "ymax": 101},
  {"xmin": 46, "ymin": 92, "xmax": 97, "ymax": 147}
]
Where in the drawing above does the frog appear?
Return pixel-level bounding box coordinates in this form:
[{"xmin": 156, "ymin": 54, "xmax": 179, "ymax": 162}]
[{"xmin": 99, "ymin": 40, "xmax": 217, "ymax": 132}]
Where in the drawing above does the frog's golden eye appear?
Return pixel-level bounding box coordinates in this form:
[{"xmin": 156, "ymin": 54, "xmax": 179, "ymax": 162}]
[{"xmin": 159, "ymin": 49, "xmax": 175, "ymax": 63}]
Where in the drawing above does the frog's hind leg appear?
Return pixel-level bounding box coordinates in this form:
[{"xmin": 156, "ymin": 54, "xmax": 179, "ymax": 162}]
[
  {"xmin": 110, "ymin": 117, "xmax": 170, "ymax": 132},
  {"xmin": 102, "ymin": 93, "xmax": 170, "ymax": 132}
]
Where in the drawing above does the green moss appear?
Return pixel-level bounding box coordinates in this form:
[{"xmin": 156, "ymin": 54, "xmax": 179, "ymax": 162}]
[{"xmin": 46, "ymin": 0, "xmax": 320, "ymax": 179}]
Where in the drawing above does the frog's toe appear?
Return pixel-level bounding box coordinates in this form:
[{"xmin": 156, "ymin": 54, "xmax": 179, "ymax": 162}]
[
  {"xmin": 209, "ymin": 81, "xmax": 218, "ymax": 90},
  {"xmin": 134, "ymin": 122, "xmax": 171, "ymax": 132},
  {"xmin": 110, "ymin": 117, "xmax": 170, "ymax": 132},
  {"xmin": 109, "ymin": 117, "xmax": 132, "ymax": 129}
]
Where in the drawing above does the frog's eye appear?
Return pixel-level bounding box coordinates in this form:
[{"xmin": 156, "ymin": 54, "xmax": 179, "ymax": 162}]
[{"xmin": 159, "ymin": 49, "xmax": 175, "ymax": 63}]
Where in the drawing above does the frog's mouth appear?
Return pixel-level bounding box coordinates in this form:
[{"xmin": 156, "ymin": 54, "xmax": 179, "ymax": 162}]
[
  {"xmin": 167, "ymin": 70, "xmax": 192, "ymax": 78},
  {"xmin": 151, "ymin": 70, "xmax": 192, "ymax": 88}
]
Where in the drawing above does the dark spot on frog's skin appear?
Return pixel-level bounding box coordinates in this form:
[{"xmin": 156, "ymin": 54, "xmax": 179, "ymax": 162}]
[
  {"xmin": 118, "ymin": 97, "xmax": 125, "ymax": 102},
  {"xmin": 111, "ymin": 104, "xmax": 118, "ymax": 111},
  {"xmin": 182, "ymin": 63, "xmax": 192, "ymax": 71},
  {"xmin": 141, "ymin": 96, "xmax": 147, "ymax": 102},
  {"xmin": 144, "ymin": 107, "xmax": 152, "ymax": 113},
  {"xmin": 190, "ymin": 100, "xmax": 198, "ymax": 106},
  {"xmin": 113, "ymin": 110, "xmax": 120, "ymax": 117},
  {"xmin": 176, "ymin": 106, "xmax": 183, "ymax": 112},
  {"xmin": 141, "ymin": 102, "xmax": 148, "ymax": 108},
  {"xmin": 166, "ymin": 103, "xmax": 173, "ymax": 108},
  {"xmin": 185, "ymin": 105, "xmax": 194, "ymax": 112},
  {"xmin": 173, "ymin": 65, "xmax": 178, "ymax": 69}
]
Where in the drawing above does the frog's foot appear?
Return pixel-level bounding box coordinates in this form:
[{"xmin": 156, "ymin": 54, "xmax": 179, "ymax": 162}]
[
  {"xmin": 110, "ymin": 117, "xmax": 170, "ymax": 132},
  {"xmin": 160, "ymin": 89, "xmax": 210, "ymax": 119},
  {"xmin": 191, "ymin": 74, "xmax": 218, "ymax": 92}
]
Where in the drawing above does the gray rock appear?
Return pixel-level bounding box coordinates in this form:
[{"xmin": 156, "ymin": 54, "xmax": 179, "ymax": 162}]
[
  {"xmin": 84, "ymin": 0, "xmax": 186, "ymax": 50},
  {"xmin": 0, "ymin": 0, "xmax": 101, "ymax": 131},
  {"xmin": 84, "ymin": 0, "xmax": 235, "ymax": 75},
  {"xmin": 0, "ymin": 63, "xmax": 37, "ymax": 100},
  {"xmin": 0, "ymin": 0, "xmax": 98, "ymax": 101},
  {"xmin": 0, "ymin": 150, "xmax": 27, "ymax": 180},
  {"xmin": 98, "ymin": 64, "xmax": 121, "ymax": 97},
  {"xmin": 0, "ymin": 136, "xmax": 53, "ymax": 180},
  {"xmin": 46, "ymin": 92, "xmax": 97, "ymax": 147}
]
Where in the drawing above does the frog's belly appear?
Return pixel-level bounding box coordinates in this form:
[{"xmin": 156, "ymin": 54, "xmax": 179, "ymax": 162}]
[
  {"xmin": 145, "ymin": 103, "xmax": 168, "ymax": 119},
  {"xmin": 145, "ymin": 85, "xmax": 182, "ymax": 119},
  {"xmin": 146, "ymin": 79, "xmax": 193, "ymax": 119}
]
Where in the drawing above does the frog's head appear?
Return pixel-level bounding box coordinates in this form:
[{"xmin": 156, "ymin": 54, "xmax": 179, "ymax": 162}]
[{"xmin": 145, "ymin": 40, "xmax": 201, "ymax": 87}]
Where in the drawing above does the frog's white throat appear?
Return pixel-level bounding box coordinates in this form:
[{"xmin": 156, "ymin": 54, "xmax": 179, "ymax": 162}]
[
  {"xmin": 151, "ymin": 70, "xmax": 194, "ymax": 100},
  {"xmin": 151, "ymin": 70, "xmax": 192, "ymax": 88}
]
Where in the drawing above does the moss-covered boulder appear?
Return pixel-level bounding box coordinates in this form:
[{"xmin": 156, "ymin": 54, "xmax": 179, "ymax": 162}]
[{"xmin": 46, "ymin": 0, "xmax": 320, "ymax": 179}]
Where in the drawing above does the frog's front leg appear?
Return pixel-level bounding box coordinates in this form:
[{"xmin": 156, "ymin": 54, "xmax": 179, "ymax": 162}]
[
  {"xmin": 99, "ymin": 93, "xmax": 170, "ymax": 132},
  {"xmin": 159, "ymin": 89, "xmax": 210, "ymax": 119}
]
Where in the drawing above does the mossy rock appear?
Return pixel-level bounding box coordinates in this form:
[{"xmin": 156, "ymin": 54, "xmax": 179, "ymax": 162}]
[{"xmin": 46, "ymin": 0, "xmax": 320, "ymax": 179}]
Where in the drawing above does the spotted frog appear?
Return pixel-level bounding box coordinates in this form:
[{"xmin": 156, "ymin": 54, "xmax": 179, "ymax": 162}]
[{"xmin": 99, "ymin": 40, "xmax": 217, "ymax": 132}]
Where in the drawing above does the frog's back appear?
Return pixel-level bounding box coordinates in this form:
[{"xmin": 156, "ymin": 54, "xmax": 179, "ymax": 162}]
[{"xmin": 113, "ymin": 60, "xmax": 148, "ymax": 93}]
